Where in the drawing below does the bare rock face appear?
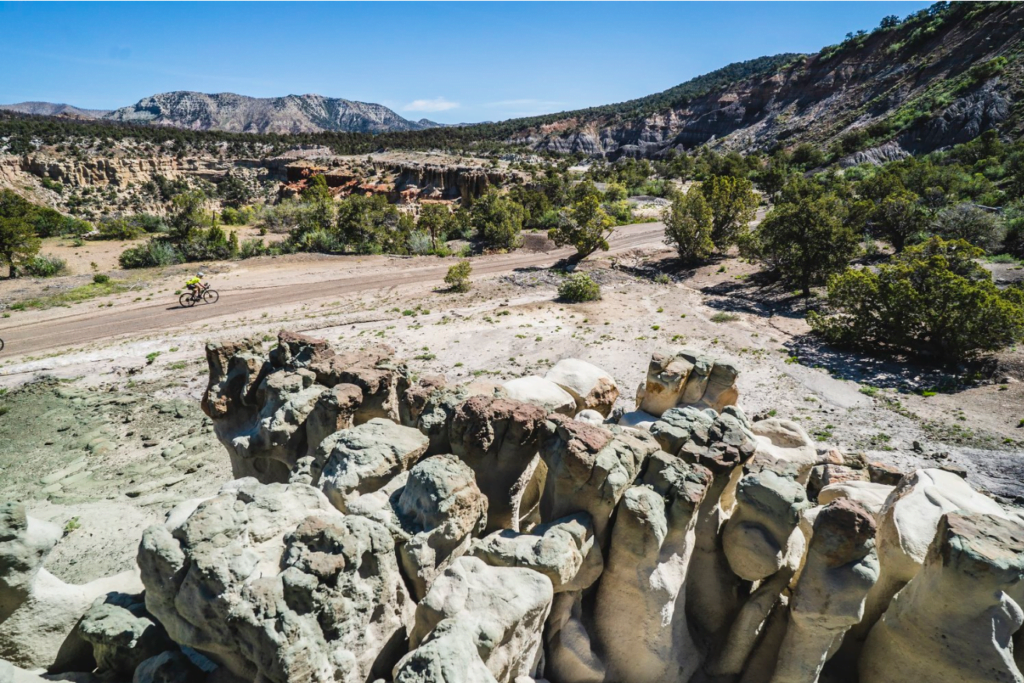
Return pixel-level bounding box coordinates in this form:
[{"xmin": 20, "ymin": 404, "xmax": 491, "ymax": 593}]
[
  {"xmin": 853, "ymin": 468, "xmax": 1007, "ymax": 644},
  {"xmin": 750, "ymin": 419, "xmax": 820, "ymax": 482},
  {"xmin": 394, "ymin": 455, "xmax": 488, "ymax": 601},
  {"xmin": 397, "ymin": 374, "xmax": 447, "ymax": 428},
  {"xmin": 449, "ymin": 396, "xmax": 548, "ymax": 532},
  {"xmin": 593, "ymin": 452, "xmax": 712, "ymax": 683},
  {"xmin": 651, "ymin": 405, "xmax": 757, "ymax": 471},
  {"xmin": 637, "ymin": 350, "xmax": 739, "ymax": 417},
  {"xmin": 34, "ymin": 335, "xmax": 1024, "ymax": 683},
  {"xmin": 502, "ymin": 376, "xmax": 577, "ymax": 417},
  {"xmin": 309, "ymin": 344, "xmax": 404, "ymax": 424},
  {"xmin": 723, "ymin": 470, "xmax": 810, "ymax": 582},
  {"xmin": 0, "ymin": 502, "xmax": 143, "ymax": 670},
  {"xmin": 544, "ymin": 359, "xmax": 620, "ymax": 417},
  {"xmin": 77, "ymin": 593, "xmax": 174, "ymax": 676},
  {"xmin": 202, "ymin": 332, "xmax": 412, "ymax": 484},
  {"xmin": 137, "ymin": 479, "xmax": 413, "ymax": 683},
  {"xmin": 304, "ymin": 383, "xmax": 363, "ymax": 457},
  {"xmin": 770, "ymin": 500, "xmax": 879, "ymax": 683},
  {"xmin": 468, "ymin": 513, "xmax": 603, "ymax": 593},
  {"xmin": 318, "ymin": 418, "xmax": 428, "ymax": 512},
  {"xmin": 538, "ymin": 415, "xmax": 659, "ymax": 548},
  {"xmin": 860, "ymin": 512, "xmax": 1024, "ymax": 683},
  {"xmin": 394, "ymin": 556, "xmax": 553, "ymax": 683}
]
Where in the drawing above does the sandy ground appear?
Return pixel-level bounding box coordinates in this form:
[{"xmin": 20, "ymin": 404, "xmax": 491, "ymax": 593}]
[{"xmin": 1, "ymin": 224, "xmax": 1022, "ymax": 585}]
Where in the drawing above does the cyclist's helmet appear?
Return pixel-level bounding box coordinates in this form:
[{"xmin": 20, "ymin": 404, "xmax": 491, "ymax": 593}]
[{"xmin": 197, "ymin": 272, "xmax": 205, "ymax": 279}]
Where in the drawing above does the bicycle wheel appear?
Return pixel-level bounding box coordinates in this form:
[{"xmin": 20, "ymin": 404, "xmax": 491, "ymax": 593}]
[
  {"xmin": 203, "ymin": 289, "xmax": 219, "ymax": 304},
  {"xmin": 0, "ymin": 338, "xmax": 4, "ymax": 352},
  {"xmin": 179, "ymin": 292, "xmax": 197, "ymax": 308}
]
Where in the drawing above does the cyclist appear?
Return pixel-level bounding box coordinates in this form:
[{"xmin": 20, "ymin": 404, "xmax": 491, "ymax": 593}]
[{"xmin": 184, "ymin": 272, "xmax": 206, "ymax": 297}]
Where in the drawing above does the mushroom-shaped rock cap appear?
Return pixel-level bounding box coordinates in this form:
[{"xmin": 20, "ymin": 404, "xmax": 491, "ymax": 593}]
[
  {"xmin": 723, "ymin": 470, "xmax": 810, "ymax": 581},
  {"xmin": 812, "ymin": 498, "xmax": 877, "ymax": 567},
  {"xmin": 935, "ymin": 512, "xmax": 1024, "ymax": 581}
]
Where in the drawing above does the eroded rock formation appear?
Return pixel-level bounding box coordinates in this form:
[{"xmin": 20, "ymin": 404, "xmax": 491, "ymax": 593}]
[{"xmin": 6, "ymin": 332, "xmax": 1024, "ymax": 683}]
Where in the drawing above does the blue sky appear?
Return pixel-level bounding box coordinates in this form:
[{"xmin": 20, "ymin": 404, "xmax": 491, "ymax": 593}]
[{"xmin": 0, "ymin": 2, "xmax": 932, "ymax": 124}]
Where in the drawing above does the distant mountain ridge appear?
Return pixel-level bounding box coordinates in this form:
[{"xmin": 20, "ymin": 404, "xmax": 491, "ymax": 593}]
[
  {"xmin": 0, "ymin": 102, "xmax": 112, "ymax": 119},
  {"xmin": 2, "ymin": 91, "xmax": 437, "ymax": 134}
]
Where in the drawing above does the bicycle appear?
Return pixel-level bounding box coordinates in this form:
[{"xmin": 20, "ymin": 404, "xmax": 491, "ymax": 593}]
[{"xmin": 179, "ymin": 283, "xmax": 220, "ymax": 308}]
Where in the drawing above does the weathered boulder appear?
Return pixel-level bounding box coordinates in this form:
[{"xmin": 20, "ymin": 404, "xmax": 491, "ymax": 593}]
[
  {"xmin": 77, "ymin": 593, "xmax": 174, "ymax": 676},
  {"xmin": 226, "ymin": 368, "xmax": 327, "ymax": 482},
  {"xmin": 201, "ymin": 337, "xmax": 268, "ymax": 423},
  {"xmin": 573, "ymin": 409, "xmax": 605, "ymax": 426},
  {"xmin": 636, "ymin": 350, "xmax": 739, "ymax": 417},
  {"xmin": 310, "ymin": 345, "xmax": 405, "ymax": 424},
  {"xmin": 398, "ymin": 374, "xmax": 447, "ymax": 428},
  {"xmin": 544, "ymin": 359, "xmax": 619, "ymax": 417},
  {"xmin": 709, "ymin": 469, "xmax": 809, "ymax": 678},
  {"xmin": 138, "ymin": 479, "xmax": 413, "ymax": 683},
  {"xmin": 304, "ymin": 383, "xmax": 362, "ymax": 457},
  {"xmin": 202, "ymin": 333, "xmax": 417, "ymax": 484},
  {"xmin": 817, "ymin": 481, "xmax": 894, "ymax": 518},
  {"xmin": 449, "ymin": 396, "xmax": 548, "ymax": 532},
  {"xmin": 593, "ymin": 452, "xmax": 712, "ymax": 683},
  {"xmin": 860, "ymin": 512, "xmax": 1024, "ymax": 683},
  {"xmin": 502, "ymin": 376, "xmax": 576, "ymax": 417},
  {"xmin": 680, "ymin": 410, "xmax": 758, "ymax": 652},
  {"xmin": 750, "ymin": 419, "xmax": 820, "ymax": 482},
  {"xmin": 617, "ymin": 409, "xmax": 657, "ymax": 432},
  {"xmin": 318, "ymin": 418, "xmax": 428, "ymax": 512},
  {"xmin": 722, "ymin": 470, "xmax": 810, "ymax": 582},
  {"xmin": 538, "ymin": 415, "xmax": 658, "ymax": 547},
  {"xmin": 469, "ymin": 513, "xmax": 602, "ymax": 593},
  {"xmin": 394, "ymin": 556, "xmax": 553, "ymax": 683},
  {"xmin": 770, "ymin": 500, "xmax": 878, "ymax": 683},
  {"xmin": 394, "ymin": 455, "xmax": 488, "ymax": 601},
  {"xmin": 651, "ymin": 405, "xmax": 757, "ymax": 470},
  {"xmin": 855, "ymin": 468, "xmax": 1006, "ymax": 642},
  {"xmin": 0, "ymin": 503, "xmax": 142, "ymax": 670},
  {"xmin": 269, "ymin": 330, "xmax": 335, "ymax": 370}
]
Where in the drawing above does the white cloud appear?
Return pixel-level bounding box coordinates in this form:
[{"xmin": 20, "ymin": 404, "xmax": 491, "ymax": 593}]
[{"xmin": 403, "ymin": 97, "xmax": 459, "ymax": 113}]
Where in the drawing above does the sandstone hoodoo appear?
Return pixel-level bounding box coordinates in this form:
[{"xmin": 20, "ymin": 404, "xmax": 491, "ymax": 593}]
[{"xmin": 3, "ymin": 330, "xmax": 1024, "ymax": 683}]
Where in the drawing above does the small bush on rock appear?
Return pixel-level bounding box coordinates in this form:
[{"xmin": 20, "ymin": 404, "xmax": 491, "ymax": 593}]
[{"xmin": 558, "ymin": 272, "xmax": 601, "ymax": 302}]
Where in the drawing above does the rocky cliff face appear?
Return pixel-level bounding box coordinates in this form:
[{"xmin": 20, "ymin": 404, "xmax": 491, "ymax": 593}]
[
  {"xmin": 103, "ymin": 91, "xmax": 432, "ymax": 134},
  {"xmin": 513, "ymin": 3, "xmax": 1024, "ymax": 159}
]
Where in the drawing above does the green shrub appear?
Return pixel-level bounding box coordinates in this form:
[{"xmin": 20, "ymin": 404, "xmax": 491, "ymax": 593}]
[
  {"xmin": 472, "ymin": 190, "xmax": 524, "ymax": 252},
  {"xmin": 558, "ymin": 272, "xmax": 601, "ymax": 303},
  {"xmin": 664, "ymin": 187, "xmax": 714, "ymax": 262},
  {"xmin": 24, "ymin": 254, "xmax": 67, "ymax": 277},
  {"xmin": 548, "ymin": 194, "xmax": 614, "ymax": 258},
  {"xmin": 408, "ymin": 231, "xmax": 433, "ymax": 255},
  {"xmin": 97, "ymin": 218, "xmax": 144, "ymax": 241},
  {"xmin": 92, "ymin": 273, "xmax": 110, "ymax": 284},
  {"xmin": 40, "ymin": 177, "xmax": 64, "ymax": 194},
  {"xmin": 238, "ymin": 238, "xmax": 268, "ymax": 259},
  {"xmin": 444, "ymin": 259, "xmax": 472, "ymax": 292},
  {"xmin": 119, "ymin": 240, "xmax": 182, "ymax": 269},
  {"xmin": 808, "ymin": 238, "xmax": 1024, "ymax": 365}
]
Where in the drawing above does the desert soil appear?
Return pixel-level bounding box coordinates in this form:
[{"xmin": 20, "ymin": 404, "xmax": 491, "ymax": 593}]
[{"xmin": 1, "ymin": 221, "xmax": 1022, "ymax": 584}]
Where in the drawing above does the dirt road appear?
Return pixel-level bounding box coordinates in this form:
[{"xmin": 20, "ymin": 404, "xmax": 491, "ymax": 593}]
[{"xmin": 1, "ymin": 222, "xmax": 666, "ymax": 355}]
